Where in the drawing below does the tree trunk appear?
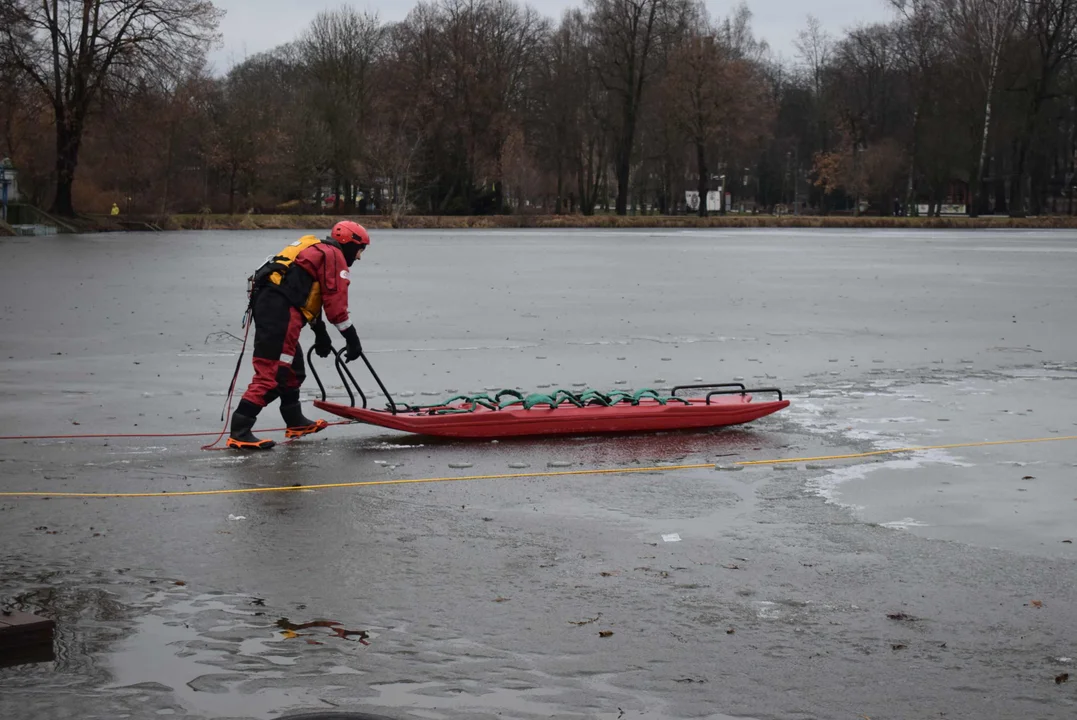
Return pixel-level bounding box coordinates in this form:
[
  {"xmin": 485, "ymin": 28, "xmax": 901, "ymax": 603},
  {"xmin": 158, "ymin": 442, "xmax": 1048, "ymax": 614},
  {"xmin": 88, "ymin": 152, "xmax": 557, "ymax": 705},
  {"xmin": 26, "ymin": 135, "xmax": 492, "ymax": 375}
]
[
  {"xmin": 663, "ymin": 159, "xmax": 673, "ymax": 215},
  {"xmin": 614, "ymin": 133, "xmax": 632, "ymax": 215},
  {"xmin": 906, "ymin": 107, "xmax": 919, "ymax": 216},
  {"xmin": 1011, "ymin": 66, "xmax": 1055, "ymax": 218},
  {"xmin": 851, "ymin": 143, "xmax": 861, "ymax": 217},
  {"xmin": 1011, "ymin": 140, "xmax": 1031, "ymax": 218},
  {"xmin": 161, "ymin": 119, "xmax": 175, "ymax": 216},
  {"xmin": 51, "ymin": 115, "xmax": 80, "ymax": 217},
  {"xmin": 589, "ymin": 156, "xmax": 602, "ymax": 214},
  {"xmin": 228, "ymin": 162, "xmax": 237, "ymax": 215},
  {"xmin": 970, "ymin": 66, "xmax": 997, "ymax": 218},
  {"xmin": 577, "ymin": 141, "xmax": 600, "ymax": 216},
  {"xmin": 601, "ymin": 163, "xmax": 610, "ymax": 212},
  {"xmin": 1030, "ymin": 156, "xmax": 1045, "ymax": 216},
  {"xmin": 555, "ymin": 155, "xmax": 564, "ymax": 214},
  {"xmin": 577, "ymin": 164, "xmax": 591, "ymax": 216}
]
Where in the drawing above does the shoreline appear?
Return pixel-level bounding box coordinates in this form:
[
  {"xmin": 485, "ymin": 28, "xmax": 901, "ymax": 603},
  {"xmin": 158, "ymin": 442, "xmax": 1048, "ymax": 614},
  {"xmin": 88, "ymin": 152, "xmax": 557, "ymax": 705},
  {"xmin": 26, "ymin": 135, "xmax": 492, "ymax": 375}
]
[{"xmin": 46, "ymin": 212, "xmax": 1077, "ymax": 233}]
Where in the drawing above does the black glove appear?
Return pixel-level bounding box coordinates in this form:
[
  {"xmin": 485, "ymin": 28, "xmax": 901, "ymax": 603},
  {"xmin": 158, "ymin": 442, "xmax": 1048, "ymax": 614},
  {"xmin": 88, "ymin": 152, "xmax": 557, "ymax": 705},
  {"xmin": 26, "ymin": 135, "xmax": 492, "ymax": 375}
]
[
  {"xmin": 311, "ymin": 321, "xmax": 333, "ymax": 358},
  {"xmin": 341, "ymin": 325, "xmax": 362, "ymax": 362}
]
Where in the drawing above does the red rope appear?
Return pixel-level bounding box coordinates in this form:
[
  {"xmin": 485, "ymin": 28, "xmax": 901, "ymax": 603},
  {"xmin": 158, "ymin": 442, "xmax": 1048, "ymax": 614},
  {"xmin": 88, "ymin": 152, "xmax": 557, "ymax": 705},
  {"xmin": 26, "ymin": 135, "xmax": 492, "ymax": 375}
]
[
  {"xmin": 0, "ymin": 421, "xmax": 355, "ymax": 443},
  {"xmin": 0, "ymin": 320, "xmax": 356, "ymax": 447},
  {"xmin": 199, "ymin": 319, "xmax": 254, "ymax": 450}
]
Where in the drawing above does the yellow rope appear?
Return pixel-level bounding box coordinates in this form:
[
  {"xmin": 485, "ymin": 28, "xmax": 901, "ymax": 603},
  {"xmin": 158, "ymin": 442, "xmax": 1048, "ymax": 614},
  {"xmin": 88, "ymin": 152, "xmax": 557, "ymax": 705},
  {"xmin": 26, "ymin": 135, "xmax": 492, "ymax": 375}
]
[{"xmin": 1, "ymin": 434, "xmax": 1074, "ymax": 500}]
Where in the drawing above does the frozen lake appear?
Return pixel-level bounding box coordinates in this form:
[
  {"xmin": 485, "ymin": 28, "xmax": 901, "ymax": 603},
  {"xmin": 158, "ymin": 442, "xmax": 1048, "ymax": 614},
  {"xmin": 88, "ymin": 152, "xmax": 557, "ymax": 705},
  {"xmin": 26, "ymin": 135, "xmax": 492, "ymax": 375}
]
[{"xmin": 1, "ymin": 228, "xmax": 1075, "ymax": 719}]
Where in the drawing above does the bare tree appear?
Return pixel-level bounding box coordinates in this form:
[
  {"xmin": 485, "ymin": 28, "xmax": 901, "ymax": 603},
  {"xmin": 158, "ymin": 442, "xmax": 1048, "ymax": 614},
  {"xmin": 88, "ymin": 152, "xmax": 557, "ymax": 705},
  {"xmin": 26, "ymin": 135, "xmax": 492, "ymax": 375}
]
[
  {"xmin": 533, "ymin": 14, "xmax": 579, "ymax": 213},
  {"xmin": 889, "ymin": 1, "xmax": 946, "ymax": 215},
  {"xmin": 666, "ymin": 34, "xmax": 727, "ymax": 217},
  {"xmin": 533, "ymin": 9, "xmax": 612, "ymax": 215},
  {"xmin": 824, "ymin": 24, "xmax": 902, "ymax": 214},
  {"xmin": 1009, "ymin": 0, "xmax": 1077, "ymax": 215},
  {"xmin": 588, "ymin": 0, "xmax": 695, "ymax": 215},
  {"xmin": 389, "ymin": 0, "xmax": 545, "ymax": 214},
  {"xmin": 204, "ymin": 54, "xmax": 292, "ymax": 213},
  {"xmin": 719, "ymin": 1, "xmax": 768, "ymax": 61},
  {"xmin": 665, "ymin": 15, "xmax": 772, "ymax": 217},
  {"xmin": 367, "ymin": 37, "xmax": 426, "ymax": 218},
  {"xmin": 940, "ymin": 0, "xmax": 1022, "ymax": 215},
  {"xmin": 795, "ymin": 15, "xmax": 833, "ymax": 101},
  {"xmin": 0, "ymin": 43, "xmax": 37, "ymax": 162},
  {"xmin": 441, "ymin": 0, "xmax": 546, "ymax": 212},
  {"xmin": 568, "ymin": 12, "xmax": 613, "ymax": 215},
  {"xmin": 0, "ymin": 42, "xmax": 53, "ymax": 205},
  {"xmin": 0, "ymin": 0, "xmax": 222, "ymax": 216},
  {"xmin": 300, "ymin": 8, "xmax": 385, "ymax": 212}
]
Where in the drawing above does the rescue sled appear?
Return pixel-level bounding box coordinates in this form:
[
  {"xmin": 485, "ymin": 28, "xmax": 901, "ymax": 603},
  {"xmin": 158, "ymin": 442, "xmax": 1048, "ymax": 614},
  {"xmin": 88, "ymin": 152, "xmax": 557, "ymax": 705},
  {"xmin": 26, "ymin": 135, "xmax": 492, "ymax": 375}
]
[{"xmin": 307, "ymin": 347, "xmax": 789, "ymax": 440}]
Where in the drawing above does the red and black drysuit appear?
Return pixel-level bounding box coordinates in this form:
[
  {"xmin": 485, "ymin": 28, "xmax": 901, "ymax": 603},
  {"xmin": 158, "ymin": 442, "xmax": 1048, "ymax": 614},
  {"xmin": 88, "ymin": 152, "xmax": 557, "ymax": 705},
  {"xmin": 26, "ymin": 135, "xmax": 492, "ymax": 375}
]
[{"xmin": 236, "ymin": 237, "xmax": 356, "ymax": 419}]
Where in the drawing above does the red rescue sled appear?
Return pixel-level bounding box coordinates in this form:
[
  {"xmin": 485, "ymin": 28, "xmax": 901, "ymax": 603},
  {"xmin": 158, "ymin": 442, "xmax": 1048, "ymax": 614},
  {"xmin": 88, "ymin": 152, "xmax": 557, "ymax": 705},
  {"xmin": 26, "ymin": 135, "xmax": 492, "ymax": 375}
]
[
  {"xmin": 314, "ymin": 393, "xmax": 788, "ymax": 439},
  {"xmin": 307, "ymin": 348, "xmax": 789, "ymax": 440}
]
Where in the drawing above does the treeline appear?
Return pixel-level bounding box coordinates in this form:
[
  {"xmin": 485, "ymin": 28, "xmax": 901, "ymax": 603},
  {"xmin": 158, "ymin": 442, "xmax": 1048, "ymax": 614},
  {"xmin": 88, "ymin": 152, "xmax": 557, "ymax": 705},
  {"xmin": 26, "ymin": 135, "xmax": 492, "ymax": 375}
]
[{"xmin": 4, "ymin": 0, "xmax": 1077, "ymax": 218}]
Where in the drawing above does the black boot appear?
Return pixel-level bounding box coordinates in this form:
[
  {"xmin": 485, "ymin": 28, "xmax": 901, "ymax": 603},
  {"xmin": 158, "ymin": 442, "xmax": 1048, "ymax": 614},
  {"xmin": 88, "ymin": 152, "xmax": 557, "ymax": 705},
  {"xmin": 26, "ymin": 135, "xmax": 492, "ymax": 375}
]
[
  {"xmin": 281, "ymin": 402, "xmax": 328, "ymax": 439},
  {"xmin": 227, "ymin": 407, "xmax": 275, "ymax": 450}
]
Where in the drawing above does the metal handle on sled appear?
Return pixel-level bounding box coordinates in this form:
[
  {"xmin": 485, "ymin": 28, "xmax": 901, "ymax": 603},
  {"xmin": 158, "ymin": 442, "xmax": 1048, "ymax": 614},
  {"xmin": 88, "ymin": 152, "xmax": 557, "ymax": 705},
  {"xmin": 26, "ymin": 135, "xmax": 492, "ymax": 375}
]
[
  {"xmin": 704, "ymin": 387, "xmax": 784, "ymax": 403},
  {"xmin": 306, "ymin": 344, "xmax": 399, "ymax": 414},
  {"xmin": 307, "ymin": 345, "xmax": 329, "ymax": 402},
  {"xmin": 670, "ymin": 382, "xmax": 783, "ymax": 403},
  {"xmin": 307, "ymin": 345, "xmax": 366, "ymax": 408}
]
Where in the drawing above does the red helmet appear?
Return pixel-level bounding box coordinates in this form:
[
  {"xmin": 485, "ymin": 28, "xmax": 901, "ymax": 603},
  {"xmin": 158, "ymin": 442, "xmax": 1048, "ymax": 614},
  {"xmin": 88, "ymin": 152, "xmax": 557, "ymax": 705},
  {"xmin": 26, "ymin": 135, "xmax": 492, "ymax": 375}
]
[{"xmin": 331, "ymin": 220, "xmax": 370, "ymax": 246}]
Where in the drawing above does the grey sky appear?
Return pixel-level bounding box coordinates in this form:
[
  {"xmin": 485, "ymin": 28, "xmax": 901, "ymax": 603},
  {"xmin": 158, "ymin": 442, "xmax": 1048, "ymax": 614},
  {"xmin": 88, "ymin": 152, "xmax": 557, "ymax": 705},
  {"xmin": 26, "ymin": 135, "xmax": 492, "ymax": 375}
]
[{"xmin": 207, "ymin": 0, "xmax": 895, "ymax": 74}]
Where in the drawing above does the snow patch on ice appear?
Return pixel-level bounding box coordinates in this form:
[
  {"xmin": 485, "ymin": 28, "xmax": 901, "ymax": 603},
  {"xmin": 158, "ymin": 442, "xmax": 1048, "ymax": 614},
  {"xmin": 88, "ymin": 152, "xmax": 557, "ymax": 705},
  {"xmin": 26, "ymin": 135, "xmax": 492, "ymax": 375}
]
[
  {"xmin": 880, "ymin": 518, "xmax": 929, "ymax": 530},
  {"xmin": 805, "ymin": 448, "xmax": 973, "ymax": 508}
]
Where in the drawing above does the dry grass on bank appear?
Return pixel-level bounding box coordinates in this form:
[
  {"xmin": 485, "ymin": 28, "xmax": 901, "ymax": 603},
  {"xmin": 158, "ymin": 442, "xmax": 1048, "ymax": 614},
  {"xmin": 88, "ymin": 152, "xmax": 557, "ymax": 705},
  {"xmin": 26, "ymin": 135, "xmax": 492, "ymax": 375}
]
[{"xmin": 129, "ymin": 212, "xmax": 1077, "ymax": 232}]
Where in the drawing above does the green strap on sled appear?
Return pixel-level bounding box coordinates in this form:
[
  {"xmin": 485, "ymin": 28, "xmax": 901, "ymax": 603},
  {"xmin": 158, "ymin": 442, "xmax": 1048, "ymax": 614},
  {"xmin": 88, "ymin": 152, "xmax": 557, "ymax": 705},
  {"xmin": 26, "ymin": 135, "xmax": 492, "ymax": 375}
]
[{"xmin": 398, "ymin": 385, "xmax": 692, "ymax": 414}]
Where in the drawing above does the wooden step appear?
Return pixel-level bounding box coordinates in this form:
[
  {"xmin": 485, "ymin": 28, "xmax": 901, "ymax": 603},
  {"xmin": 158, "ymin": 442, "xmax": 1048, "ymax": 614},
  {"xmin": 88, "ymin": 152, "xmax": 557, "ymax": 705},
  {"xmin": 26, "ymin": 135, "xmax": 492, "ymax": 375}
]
[{"xmin": 0, "ymin": 609, "xmax": 55, "ymax": 667}]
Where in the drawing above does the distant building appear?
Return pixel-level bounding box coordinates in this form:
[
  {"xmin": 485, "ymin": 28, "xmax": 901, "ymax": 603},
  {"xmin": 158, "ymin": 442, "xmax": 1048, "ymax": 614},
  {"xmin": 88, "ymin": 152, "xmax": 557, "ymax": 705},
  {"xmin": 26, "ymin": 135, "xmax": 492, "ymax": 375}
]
[
  {"xmin": 0, "ymin": 158, "xmax": 19, "ymax": 204},
  {"xmin": 1, "ymin": 159, "xmax": 19, "ymax": 224}
]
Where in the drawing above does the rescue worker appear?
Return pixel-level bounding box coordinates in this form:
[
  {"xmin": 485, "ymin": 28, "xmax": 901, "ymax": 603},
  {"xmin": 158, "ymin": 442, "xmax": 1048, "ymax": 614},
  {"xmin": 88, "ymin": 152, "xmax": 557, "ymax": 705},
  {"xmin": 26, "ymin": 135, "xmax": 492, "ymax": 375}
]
[{"xmin": 228, "ymin": 221, "xmax": 369, "ymax": 450}]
